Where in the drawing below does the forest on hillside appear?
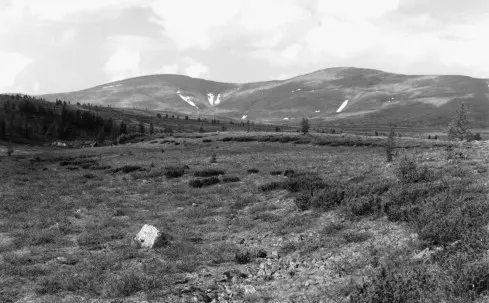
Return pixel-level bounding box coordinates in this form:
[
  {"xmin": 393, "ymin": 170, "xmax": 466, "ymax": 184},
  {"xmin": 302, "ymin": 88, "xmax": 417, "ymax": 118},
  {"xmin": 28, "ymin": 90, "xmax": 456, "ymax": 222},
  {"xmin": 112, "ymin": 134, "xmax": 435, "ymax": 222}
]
[{"xmin": 0, "ymin": 94, "xmax": 121, "ymax": 144}]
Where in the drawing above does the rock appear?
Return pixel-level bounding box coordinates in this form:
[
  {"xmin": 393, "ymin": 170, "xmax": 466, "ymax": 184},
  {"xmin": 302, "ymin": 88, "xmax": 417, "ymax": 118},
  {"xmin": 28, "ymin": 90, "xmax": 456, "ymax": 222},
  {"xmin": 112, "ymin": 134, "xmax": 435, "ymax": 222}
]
[
  {"xmin": 192, "ymin": 203, "xmax": 197, "ymax": 207},
  {"xmin": 271, "ymin": 251, "xmax": 279, "ymax": 259},
  {"xmin": 412, "ymin": 247, "xmax": 443, "ymax": 261},
  {"xmin": 134, "ymin": 224, "xmax": 164, "ymax": 248},
  {"xmin": 242, "ymin": 285, "xmax": 256, "ymax": 295}
]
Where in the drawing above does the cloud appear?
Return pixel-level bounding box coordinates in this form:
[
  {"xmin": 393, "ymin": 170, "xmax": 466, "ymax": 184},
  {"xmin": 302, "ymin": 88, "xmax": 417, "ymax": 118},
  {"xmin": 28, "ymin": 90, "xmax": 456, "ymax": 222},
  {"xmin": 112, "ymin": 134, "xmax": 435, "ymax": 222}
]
[
  {"xmin": 158, "ymin": 64, "xmax": 179, "ymax": 74},
  {"xmin": 150, "ymin": 0, "xmax": 241, "ymax": 50},
  {"xmin": 104, "ymin": 49, "xmax": 142, "ymax": 81},
  {"xmin": 317, "ymin": 0, "xmax": 400, "ymax": 20},
  {"xmin": 0, "ymin": 52, "xmax": 31, "ymax": 92},
  {"xmin": 183, "ymin": 58, "xmax": 209, "ymax": 78},
  {"xmin": 21, "ymin": 0, "xmax": 150, "ymax": 21}
]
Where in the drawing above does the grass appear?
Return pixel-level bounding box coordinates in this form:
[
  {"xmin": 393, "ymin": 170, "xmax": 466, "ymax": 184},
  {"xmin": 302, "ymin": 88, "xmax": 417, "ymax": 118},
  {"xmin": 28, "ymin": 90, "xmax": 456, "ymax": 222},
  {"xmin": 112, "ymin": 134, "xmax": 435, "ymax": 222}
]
[{"xmin": 0, "ymin": 132, "xmax": 488, "ymax": 302}]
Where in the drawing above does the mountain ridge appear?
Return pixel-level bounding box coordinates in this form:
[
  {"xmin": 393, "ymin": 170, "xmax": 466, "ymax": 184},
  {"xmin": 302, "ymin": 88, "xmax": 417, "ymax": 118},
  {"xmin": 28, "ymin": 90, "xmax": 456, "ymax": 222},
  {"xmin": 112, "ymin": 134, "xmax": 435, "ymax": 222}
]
[{"xmin": 40, "ymin": 67, "xmax": 489, "ymax": 129}]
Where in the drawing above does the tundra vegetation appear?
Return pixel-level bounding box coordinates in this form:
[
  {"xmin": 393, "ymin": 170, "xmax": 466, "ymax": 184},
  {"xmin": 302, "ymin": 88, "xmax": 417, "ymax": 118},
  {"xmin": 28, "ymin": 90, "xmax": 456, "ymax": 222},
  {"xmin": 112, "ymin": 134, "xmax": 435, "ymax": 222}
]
[{"xmin": 0, "ymin": 129, "xmax": 488, "ymax": 302}]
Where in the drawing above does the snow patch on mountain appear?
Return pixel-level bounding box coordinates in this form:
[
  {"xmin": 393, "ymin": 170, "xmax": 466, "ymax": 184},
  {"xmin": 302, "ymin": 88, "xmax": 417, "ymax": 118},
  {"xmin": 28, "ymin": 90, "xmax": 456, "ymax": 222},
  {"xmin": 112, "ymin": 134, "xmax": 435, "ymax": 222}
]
[
  {"xmin": 177, "ymin": 91, "xmax": 197, "ymax": 108},
  {"xmin": 315, "ymin": 110, "xmax": 320, "ymax": 113},
  {"xmin": 207, "ymin": 93, "xmax": 221, "ymax": 105},
  {"xmin": 241, "ymin": 115, "xmax": 247, "ymax": 120},
  {"xmin": 102, "ymin": 84, "xmax": 122, "ymax": 89},
  {"xmin": 336, "ymin": 100, "xmax": 349, "ymax": 113}
]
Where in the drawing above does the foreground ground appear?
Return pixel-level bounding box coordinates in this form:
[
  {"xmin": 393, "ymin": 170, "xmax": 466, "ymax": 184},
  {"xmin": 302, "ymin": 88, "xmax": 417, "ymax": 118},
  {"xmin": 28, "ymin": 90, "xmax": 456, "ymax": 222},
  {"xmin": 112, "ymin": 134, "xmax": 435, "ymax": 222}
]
[{"xmin": 1, "ymin": 132, "xmax": 488, "ymax": 302}]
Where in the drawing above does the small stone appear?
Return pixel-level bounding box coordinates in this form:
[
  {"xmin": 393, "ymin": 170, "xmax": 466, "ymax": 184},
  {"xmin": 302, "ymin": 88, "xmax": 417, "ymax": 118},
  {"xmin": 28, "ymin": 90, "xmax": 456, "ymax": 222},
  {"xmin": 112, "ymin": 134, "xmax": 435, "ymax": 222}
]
[
  {"xmin": 243, "ymin": 285, "xmax": 256, "ymax": 295},
  {"xmin": 192, "ymin": 203, "xmax": 197, "ymax": 207},
  {"xmin": 271, "ymin": 251, "xmax": 279, "ymax": 259},
  {"xmin": 134, "ymin": 224, "xmax": 164, "ymax": 248}
]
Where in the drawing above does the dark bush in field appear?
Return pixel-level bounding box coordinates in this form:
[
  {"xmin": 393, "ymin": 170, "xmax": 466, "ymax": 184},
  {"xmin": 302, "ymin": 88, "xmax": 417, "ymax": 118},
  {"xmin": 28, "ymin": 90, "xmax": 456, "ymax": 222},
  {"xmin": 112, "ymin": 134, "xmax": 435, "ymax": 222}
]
[
  {"xmin": 284, "ymin": 169, "xmax": 295, "ymax": 177},
  {"xmin": 222, "ymin": 176, "xmax": 240, "ymax": 183},
  {"xmin": 235, "ymin": 251, "xmax": 252, "ymax": 264},
  {"xmin": 247, "ymin": 168, "xmax": 259, "ymax": 174},
  {"xmin": 396, "ymin": 156, "xmax": 435, "ymax": 184},
  {"xmin": 194, "ymin": 169, "xmax": 225, "ymax": 177},
  {"xmin": 270, "ymin": 170, "xmax": 283, "ymax": 176},
  {"xmin": 202, "ymin": 139, "xmax": 212, "ymax": 143},
  {"xmin": 112, "ymin": 165, "xmax": 145, "ymax": 174},
  {"xmin": 308, "ymin": 183, "xmax": 345, "ymax": 211},
  {"xmin": 189, "ymin": 177, "xmax": 220, "ymax": 188},
  {"xmin": 164, "ymin": 166, "xmax": 187, "ymax": 179}
]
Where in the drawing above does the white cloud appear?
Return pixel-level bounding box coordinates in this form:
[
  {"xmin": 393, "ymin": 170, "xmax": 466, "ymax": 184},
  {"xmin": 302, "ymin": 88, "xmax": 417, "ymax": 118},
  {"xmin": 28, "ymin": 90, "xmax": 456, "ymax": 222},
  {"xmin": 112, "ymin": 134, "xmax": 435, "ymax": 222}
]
[
  {"xmin": 23, "ymin": 0, "xmax": 150, "ymax": 21},
  {"xmin": 0, "ymin": 52, "xmax": 31, "ymax": 92},
  {"xmin": 183, "ymin": 58, "xmax": 209, "ymax": 78},
  {"xmin": 150, "ymin": 0, "xmax": 241, "ymax": 50},
  {"xmin": 158, "ymin": 64, "xmax": 179, "ymax": 74},
  {"xmin": 104, "ymin": 49, "xmax": 142, "ymax": 81},
  {"xmin": 282, "ymin": 44, "xmax": 302, "ymax": 60},
  {"xmin": 317, "ymin": 0, "xmax": 400, "ymax": 20}
]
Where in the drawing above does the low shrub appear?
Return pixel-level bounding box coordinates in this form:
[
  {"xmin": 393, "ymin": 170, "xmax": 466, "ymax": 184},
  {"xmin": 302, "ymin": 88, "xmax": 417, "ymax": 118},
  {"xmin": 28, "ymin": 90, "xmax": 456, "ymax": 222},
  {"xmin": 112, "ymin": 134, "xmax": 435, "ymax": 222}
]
[
  {"xmin": 247, "ymin": 168, "xmax": 259, "ymax": 174},
  {"xmin": 112, "ymin": 165, "xmax": 145, "ymax": 174},
  {"xmin": 235, "ymin": 251, "xmax": 252, "ymax": 264},
  {"xmin": 189, "ymin": 177, "xmax": 220, "ymax": 188},
  {"xmin": 350, "ymin": 262, "xmax": 449, "ymax": 302},
  {"xmin": 396, "ymin": 156, "xmax": 435, "ymax": 183},
  {"xmin": 164, "ymin": 166, "xmax": 187, "ymax": 179},
  {"xmin": 342, "ymin": 231, "xmax": 372, "ymax": 243},
  {"xmin": 270, "ymin": 170, "xmax": 283, "ymax": 176},
  {"xmin": 194, "ymin": 169, "xmax": 225, "ymax": 177},
  {"xmin": 222, "ymin": 176, "xmax": 240, "ymax": 183},
  {"xmin": 202, "ymin": 139, "xmax": 212, "ymax": 143}
]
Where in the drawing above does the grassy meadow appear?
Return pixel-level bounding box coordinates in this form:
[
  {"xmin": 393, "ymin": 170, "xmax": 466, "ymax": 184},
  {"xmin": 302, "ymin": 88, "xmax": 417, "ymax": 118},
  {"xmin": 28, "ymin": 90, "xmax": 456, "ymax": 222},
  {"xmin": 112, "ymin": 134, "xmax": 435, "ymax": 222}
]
[{"xmin": 0, "ymin": 132, "xmax": 488, "ymax": 302}]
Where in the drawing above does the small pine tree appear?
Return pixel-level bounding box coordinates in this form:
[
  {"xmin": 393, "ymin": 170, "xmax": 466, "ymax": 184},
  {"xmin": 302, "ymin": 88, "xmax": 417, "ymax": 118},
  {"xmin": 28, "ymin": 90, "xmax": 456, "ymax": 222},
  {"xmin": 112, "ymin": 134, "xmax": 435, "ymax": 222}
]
[
  {"xmin": 301, "ymin": 118, "xmax": 309, "ymax": 135},
  {"xmin": 275, "ymin": 126, "xmax": 281, "ymax": 132},
  {"xmin": 6, "ymin": 141, "xmax": 13, "ymax": 156},
  {"xmin": 385, "ymin": 126, "xmax": 396, "ymax": 163},
  {"xmin": 199, "ymin": 126, "xmax": 205, "ymax": 133},
  {"xmin": 447, "ymin": 102, "xmax": 472, "ymax": 141},
  {"xmin": 139, "ymin": 121, "xmax": 145, "ymax": 134},
  {"xmin": 149, "ymin": 120, "xmax": 154, "ymax": 135},
  {"xmin": 246, "ymin": 120, "xmax": 251, "ymax": 132},
  {"xmin": 157, "ymin": 113, "xmax": 162, "ymax": 118}
]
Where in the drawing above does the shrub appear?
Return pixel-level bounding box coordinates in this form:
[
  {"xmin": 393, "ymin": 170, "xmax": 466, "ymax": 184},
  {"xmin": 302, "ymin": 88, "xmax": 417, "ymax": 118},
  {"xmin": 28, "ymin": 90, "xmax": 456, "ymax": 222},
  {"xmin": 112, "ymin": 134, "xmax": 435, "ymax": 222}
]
[
  {"xmin": 194, "ymin": 169, "xmax": 225, "ymax": 177},
  {"xmin": 284, "ymin": 169, "xmax": 295, "ymax": 177},
  {"xmin": 247, "ymin": 168, "xmax": 259, "ymax": 174},
  {"xmin": 343, "ymin": 195, "xmax": 381, "ymax": 217},
  {"xmin": 350, "ymin": 262, "xmax": 449, "ymax": 302},
  {"xmin": 259, "ymin": 181, "xmax": 285, "ymax": 192},
  {"xmin": 202, "ymin": 139, "xmax": 212, "ymax": 143},
  {"xmin": 235, "ymin": 251, "xmax": 252, "ymax": 264},
  {"xmin": 222, "ymin": 176, "xmax": 240, "ymax": 183},
  {"xmin": 270, "ymin": 170, "xmax": 283, "ymax": 176},
  {"xmin": 396, "ymin": 156, "xmax": 434, "ymax": 184},
  {"xmin": 101, "ymin": 270, "xmax": 155, "ymax": 298},
  {"xmin": 189, "ymin": 177, "xmax": 220, "ymax": 188},
  {"xmin": 309, "ymin": 184, "xmax": 345, "ymax": 211},
  {"xmin": 112, "ymin": 165, "xmax": 144, "ymax": 174},
  {"xmin": 164, "ymin": 166, "xmax": 186, "ymax": 179},
  {"xmin": 342, "ymin": 231, "xmax": 372, "ymax": 243}
]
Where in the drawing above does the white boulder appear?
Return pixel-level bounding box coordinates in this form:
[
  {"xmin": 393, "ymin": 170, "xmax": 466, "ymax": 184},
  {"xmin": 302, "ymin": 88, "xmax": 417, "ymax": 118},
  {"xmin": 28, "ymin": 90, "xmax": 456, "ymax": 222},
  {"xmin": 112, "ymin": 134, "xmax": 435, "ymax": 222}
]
[{"xmin": 134, "ymin": 224, "xmax": 163, "ymax": 248}]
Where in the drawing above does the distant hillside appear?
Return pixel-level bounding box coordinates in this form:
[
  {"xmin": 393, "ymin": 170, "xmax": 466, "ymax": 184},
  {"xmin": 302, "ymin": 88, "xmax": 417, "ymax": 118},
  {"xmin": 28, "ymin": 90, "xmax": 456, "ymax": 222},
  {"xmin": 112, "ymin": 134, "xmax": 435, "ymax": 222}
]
[{"xmin": 40, "ymin": 67, "xmax": 489, "ymax": 130}]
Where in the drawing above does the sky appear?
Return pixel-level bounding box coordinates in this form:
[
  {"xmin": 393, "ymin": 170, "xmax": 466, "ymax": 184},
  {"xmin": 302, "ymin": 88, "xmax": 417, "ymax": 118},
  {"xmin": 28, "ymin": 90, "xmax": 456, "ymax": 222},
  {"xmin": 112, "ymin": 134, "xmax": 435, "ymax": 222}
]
[{"xmin": 1, "ymin": 0, "xmax": 489, "ymax": 94}]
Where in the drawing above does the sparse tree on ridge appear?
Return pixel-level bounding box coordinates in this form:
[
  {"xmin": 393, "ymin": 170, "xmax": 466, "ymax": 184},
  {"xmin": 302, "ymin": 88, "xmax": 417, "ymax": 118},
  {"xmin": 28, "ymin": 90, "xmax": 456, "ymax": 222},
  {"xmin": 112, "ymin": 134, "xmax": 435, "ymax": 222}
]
[
  {"xmin": 385, "ymin": 125, "xmax": 396, "ymax": 162},
  {"xmin": 447, "ymin": 102, "xmax": 472, "ymax": 141},
  {"xmin": 301, "ymin": 117, "xmax": 309, "ymax": 135}
]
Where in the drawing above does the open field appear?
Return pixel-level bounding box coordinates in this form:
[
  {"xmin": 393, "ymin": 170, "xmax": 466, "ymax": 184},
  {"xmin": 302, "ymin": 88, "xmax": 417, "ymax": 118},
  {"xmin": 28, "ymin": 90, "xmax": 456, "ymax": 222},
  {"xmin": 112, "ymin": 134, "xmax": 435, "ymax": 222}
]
[{"xmin": 1, "ymin": 133, "xmax": 489, "ymax": 302}]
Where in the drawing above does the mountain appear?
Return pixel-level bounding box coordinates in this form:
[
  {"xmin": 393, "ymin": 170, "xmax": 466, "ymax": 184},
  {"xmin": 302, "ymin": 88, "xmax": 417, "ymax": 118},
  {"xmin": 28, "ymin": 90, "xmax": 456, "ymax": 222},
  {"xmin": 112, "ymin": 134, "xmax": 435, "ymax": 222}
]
[{"xmin": 40, "ymin": 67, "xmax": 489, "ymax": 129}]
